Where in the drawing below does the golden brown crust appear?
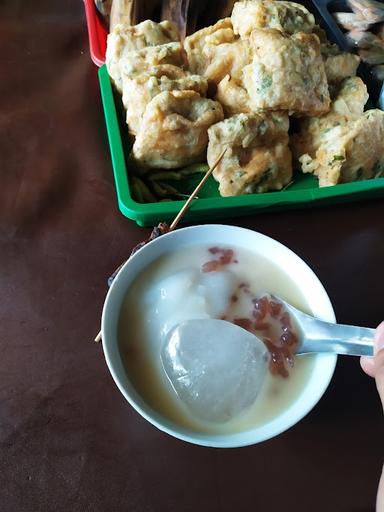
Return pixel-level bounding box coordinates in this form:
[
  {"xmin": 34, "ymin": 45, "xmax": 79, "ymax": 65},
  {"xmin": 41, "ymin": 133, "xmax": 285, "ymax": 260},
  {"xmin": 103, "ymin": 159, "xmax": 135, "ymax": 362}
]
[
  {"xmin": 291, "ymin": 78, "xmax": 383, "ymax": 187},
  {"xmin": 184, "ymin": 18, "xmax": 233, "ymax": 76},
  {"xmin": 122, "ymin": 69, "xmax": 208, "ymax": 135},
  {"xmin": 324, "ymin": 52, "xmax": 360, "ymax": 84},
  {"xmin": 106, "ymin": 21, "xmax": 180, "ymax": 92},
  {"xmin": 184, "ymin": 18, "xmax": 251, "ymax": 87},
  {"xmin": 231, "ymin": 0, "xmax": 315, "ymax": 37},
  {"xmin": 207, "ymin": 113, "xmax": 292, "ymax": 196},
  {"xmin": 243, "ymin": 29, "xmax": 330, "ymax": 116},
  {"xmin": 133, "ymin": 90, "xmax": 224, "ymax": 170},
  {"xmin": 215, "ymin": 75, "xmax": 252, "ymax": 117}
]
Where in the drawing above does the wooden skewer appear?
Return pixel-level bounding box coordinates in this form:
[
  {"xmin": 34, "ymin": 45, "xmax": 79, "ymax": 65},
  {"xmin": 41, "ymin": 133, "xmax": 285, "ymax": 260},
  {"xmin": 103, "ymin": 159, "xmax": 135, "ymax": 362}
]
[
  {"xmin": 168, "ymin": 148, "xmax": 227, "ymax": 231},
  {"xmin": 94, "ymin": 148, "xmax": 226, "ymax": 343}
]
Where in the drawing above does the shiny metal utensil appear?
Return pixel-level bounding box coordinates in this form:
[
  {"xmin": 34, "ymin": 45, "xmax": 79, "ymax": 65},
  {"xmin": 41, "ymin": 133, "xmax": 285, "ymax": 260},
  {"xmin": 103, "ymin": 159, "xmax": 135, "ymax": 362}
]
[
  {"xmin": 278, "ymin": 297, "xmax": 374, "ymax": 357},
  {"xmin": 168, "ymin": 299, "xmax": 375, "ymax": 358}
]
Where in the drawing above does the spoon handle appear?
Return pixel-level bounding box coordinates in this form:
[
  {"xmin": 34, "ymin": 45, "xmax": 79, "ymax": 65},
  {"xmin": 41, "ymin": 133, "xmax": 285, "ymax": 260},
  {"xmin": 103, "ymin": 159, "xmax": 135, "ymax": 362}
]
[{"xmin": 298, "ymin": 318, "xmax": 375, "ymax": 357}]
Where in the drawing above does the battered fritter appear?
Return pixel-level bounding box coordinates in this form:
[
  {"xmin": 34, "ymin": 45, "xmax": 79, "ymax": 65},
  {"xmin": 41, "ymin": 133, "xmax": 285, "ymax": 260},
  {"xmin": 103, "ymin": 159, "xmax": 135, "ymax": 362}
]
[
  {"xmin": 184, "ymin": 19, "xmax": 251, "ymax": 87},
  {"xmin": 132, "ymin": 90, "xmax": 224, "ymax": 170},
  {"xmin": 106, "ymin": 20, "xmax": 180, "ymax": 92},
  {"xmin": 292, "ymin": 77, "xmax": 384, "ymax": 186},
  {"xmin": 207, "ymin": 113, "xmax": 292, "ymax": 196},
  {"xmin": 122, "ymin": 68, "xmax": 208, "ymax": 134},
  {"xmin": 231, "ymin": 0, "xmax": 315, "ymax": 37},
  {"xmin": 243, "ymin": 29, "xmax": 330, "ymax": 116}
]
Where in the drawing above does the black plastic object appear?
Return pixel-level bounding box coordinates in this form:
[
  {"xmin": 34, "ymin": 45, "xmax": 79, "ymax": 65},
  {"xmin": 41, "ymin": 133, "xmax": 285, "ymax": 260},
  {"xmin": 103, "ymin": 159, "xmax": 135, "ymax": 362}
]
[{"xmin": 311, "ymin": 0, "xmax": 384, "ymax": 105}]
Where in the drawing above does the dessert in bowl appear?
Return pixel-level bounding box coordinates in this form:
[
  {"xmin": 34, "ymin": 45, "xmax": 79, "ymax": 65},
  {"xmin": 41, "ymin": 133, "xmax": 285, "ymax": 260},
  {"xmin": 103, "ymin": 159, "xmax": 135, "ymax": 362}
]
[{"xmin": 102, "ymin": 224, "xmax": 336, "ymax": 447}]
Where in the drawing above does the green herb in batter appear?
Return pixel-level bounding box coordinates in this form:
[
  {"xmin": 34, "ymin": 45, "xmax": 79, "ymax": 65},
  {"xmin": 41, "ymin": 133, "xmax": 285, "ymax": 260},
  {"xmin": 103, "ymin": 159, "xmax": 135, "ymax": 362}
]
[
  {"xmin": 235, "ymin": 170, "xmax": 246, "ymax": 179},
  {"xmin": 330, "ymin": 154, "xmax": 345, "ymax": 165},
  {"xmin": 254, "ymin": 166, "xmax": 279, "ymax": 192},
  {"xmin": 257, "ymin": 75, "xmax": 273, "ymax": 93},
  {"xmin": 258, "ymin": 120, "xmax": 269, "ymax": 135}
]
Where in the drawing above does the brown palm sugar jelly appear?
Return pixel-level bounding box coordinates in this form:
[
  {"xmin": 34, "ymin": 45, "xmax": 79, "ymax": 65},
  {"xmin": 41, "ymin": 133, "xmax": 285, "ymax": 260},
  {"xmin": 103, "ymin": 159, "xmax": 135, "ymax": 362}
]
[
  {"xmin": 119, "ymin": 244, "xmax": 314, "ymax": 433},
  {"xmin": 202, "ymin": 247, "xmax": 299, "ymax": 378}
]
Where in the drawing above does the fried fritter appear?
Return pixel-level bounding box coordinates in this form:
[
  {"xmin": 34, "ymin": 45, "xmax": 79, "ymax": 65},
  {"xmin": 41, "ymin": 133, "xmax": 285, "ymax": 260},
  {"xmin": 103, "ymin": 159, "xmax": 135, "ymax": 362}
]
[
  {"xmin": 299, "ymin": 110, "xmax": 384, "ymax": 186},
  {"xmin": 323, "ymin": 50, "xmax": 361, "ymax": 84},
  {"xmin": 118, "ymin": 42, "xmax": 187, "ymax": 94},
  {"xmin": 318, "ymin": 39, "xmax": 361, "ymax": 92},
  {"xmin": 215, "ymin": 75, "xmax": 252, "ymax": 117},
  {"xmin": 184, "ymin": 18, "xmax": 251, "ymax": 87},
  {"xmin": 243, "ymin": 29, "xmax": 330, "ymax": 115},
  {"xmin": 204, "ymin": 38, "xmax": 251, "ymax": 86},
  {"xmin": 291, "ymin": 77, "xmax": 383, "ymax": 186},
  {"xmin": 132, "ymin": 90, "xmax": 224, "ymax": 170},
  {"xmin": 207, "ymin": 113, "xmax": 292, "ymax": 196},
  {"xmin": 122, "ymin": 67, "xmax": 208, "ymax": 134},
  {"xmin": 291, "ymin": 77, "xmax": 368, "ymax": 159},
  {"xmin": 331, "ymin": 76, "xmax": 369, "ymax": 115},
  {"xmin": 106, "ymin": 20, "xmax": 180, "ymax": 91},
  {"xmin": 184, "ymin": 18, "xmax": 233, "ymax": 75},
  {"xmin": 231, "ymin": 0, "xmax": 315, "ymax": 38}
]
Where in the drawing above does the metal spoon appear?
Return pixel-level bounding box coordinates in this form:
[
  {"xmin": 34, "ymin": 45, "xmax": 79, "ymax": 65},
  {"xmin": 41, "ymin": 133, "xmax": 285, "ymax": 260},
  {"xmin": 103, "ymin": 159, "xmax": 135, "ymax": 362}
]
[
  {"xmin": 167, "ymin": 298, "xmax": 374, "ymax": 358},
  {"xmin": 279, "ymin": 297, "xmax": 374, "ymax": 357}
]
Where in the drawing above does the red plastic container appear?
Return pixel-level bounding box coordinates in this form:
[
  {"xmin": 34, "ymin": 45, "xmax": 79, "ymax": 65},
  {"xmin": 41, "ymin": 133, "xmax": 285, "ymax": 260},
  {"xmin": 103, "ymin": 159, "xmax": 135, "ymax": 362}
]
[{"xmin": 84, "ymin": 0, "xmax": 108, "ymax": 66}]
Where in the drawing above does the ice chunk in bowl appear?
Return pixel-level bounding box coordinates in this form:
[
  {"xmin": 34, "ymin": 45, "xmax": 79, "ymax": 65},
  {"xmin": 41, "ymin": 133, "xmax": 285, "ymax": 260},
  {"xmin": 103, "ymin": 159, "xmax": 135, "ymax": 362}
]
[{"xmin": 161, "ymin": 318, "xmax": 269, "ymax": 423}]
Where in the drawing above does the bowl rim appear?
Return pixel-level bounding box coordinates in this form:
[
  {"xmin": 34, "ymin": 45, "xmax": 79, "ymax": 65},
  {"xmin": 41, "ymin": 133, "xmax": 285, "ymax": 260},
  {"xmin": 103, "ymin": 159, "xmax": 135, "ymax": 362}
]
[{"xmin": 101, "ymin": 224, "xmax": 337, "ymax": 448}]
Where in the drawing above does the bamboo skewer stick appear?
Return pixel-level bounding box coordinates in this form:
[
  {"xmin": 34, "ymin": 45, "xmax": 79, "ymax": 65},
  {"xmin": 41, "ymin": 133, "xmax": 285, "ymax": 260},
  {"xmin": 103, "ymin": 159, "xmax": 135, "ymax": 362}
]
[
  {"xmin": 94, "ymin": 148, "xmax": 226, "ymax": 343},
  {"xmin": 168, "ymin": 148, "xmax": 226, "ymax": 231}
]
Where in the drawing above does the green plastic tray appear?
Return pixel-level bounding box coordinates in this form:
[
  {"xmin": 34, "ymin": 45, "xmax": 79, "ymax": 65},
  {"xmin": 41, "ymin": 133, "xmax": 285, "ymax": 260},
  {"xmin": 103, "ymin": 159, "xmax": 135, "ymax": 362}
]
[{"xmin": 98, "ymin": 64, "xmax": 384, "ymax": 227}]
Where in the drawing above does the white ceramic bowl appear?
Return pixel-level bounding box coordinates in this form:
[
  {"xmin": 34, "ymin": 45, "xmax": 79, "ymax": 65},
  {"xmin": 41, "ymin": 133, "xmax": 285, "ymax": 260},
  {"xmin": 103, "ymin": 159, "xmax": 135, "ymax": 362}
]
[{"xmin": 102, "ymin": 225, "xmax": 337, "ymax": 447}]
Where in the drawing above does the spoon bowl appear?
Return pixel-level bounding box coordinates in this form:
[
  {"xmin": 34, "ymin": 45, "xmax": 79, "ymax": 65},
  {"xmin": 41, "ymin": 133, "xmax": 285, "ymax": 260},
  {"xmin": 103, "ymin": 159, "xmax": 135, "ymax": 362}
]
[
  {"xmin": 166, "ymin": 297, "xmax": 374, "ymax": 363},
  {"xmin": 277, "ymin": 296, "xmax": 374, "ymax": 357},
  {"xmin": 160, "ymin": 302, "xmax": 374, "ymax": 423}
]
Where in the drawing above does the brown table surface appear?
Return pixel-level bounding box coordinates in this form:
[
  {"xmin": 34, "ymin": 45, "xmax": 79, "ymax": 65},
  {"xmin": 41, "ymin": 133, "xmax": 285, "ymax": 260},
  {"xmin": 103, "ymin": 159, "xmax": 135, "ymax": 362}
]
[{"xmin": 1, "ymin": 2, "xmax": 383, "ymax": 511}]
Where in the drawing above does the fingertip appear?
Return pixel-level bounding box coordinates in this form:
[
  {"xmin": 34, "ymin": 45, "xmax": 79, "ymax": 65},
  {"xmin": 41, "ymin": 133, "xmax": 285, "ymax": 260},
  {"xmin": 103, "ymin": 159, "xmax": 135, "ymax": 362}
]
[
  {"xmin": 360, "ymin": 355, "xmax": 375, "ymax": 378},
  {"xmin": 375, "ymin": 322, "xmax": 384, "ymax": 353},
  {"xmin": 374, "ymin": 347, "xmax": 384, "ymax": 406}
]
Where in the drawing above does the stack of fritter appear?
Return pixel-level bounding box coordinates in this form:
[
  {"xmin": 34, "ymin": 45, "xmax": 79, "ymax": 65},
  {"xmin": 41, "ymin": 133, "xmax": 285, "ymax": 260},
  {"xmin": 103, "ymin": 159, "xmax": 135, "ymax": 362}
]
[{"xmin": 106, "ymin": 0, "xmax": 384, "ymax": 197}]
